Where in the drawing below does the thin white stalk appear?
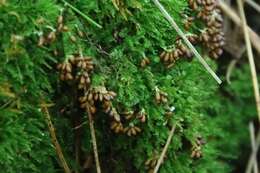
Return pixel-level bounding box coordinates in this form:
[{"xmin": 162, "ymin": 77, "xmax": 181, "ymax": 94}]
[
  {"xmin": 152, "ymin": 0, "xmax": 222, "ymax": 84},
  {"xmin": 238, "ymin": 1, "xmax": 260, "ymax": 170},
  {"xmin": 246, "ymin": 130, "xmax": 260, "ymax": 173},
  {"xmin": 245, "ymin": 0, "xmax": 260, "ymax": 13},
  {"xmin": 153, "ymin": 124, "xmax": 176, "ymax": 173},
  {"xmin": 249, "ymin": 122, "xmax": 259, "ymax": 173}
]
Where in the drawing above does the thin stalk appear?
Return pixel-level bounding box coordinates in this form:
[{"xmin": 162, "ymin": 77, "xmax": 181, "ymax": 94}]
[
  {"xmin": 41, "ymin": 103, "xmax": 72, "ymax": 173},
  {"xmin": 249, "ymin": 122, "xmax": 259, "ymax": 173},
  {"xmin": 226, "ymin": 59, "xmax": 238, "ymax": 84},
  {"xmin": 152, "ymin": 0, "xmax": 222, "ymax": 84},
  {"xmin": 61, "ymin": 0, "xmax": 102, "ymax": 29},
  {"xmin": 86, "ymin": 103, "xmax": 101, "ymax": 173},
  {"xmin": 245, "ymin": 0, "xmax": 260, "ymax": 13},
  {"xmin": 153, "ymin": 124, "xmax": 176, "ymax": 173},
  {"xmin": 237, "ymin": 0, "xmax": 260, "ymax": 123},
  {"xmin": 246, "ymin": 129, "xmax": 260, "ymax": 173}
]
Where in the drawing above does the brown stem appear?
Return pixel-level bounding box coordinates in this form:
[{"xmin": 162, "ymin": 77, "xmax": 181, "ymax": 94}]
[
  {"xmin": 86, "ymin": 103, "xmax": 101, "ymax": 173},
  {"xmin": 41, "ymin": 103, "xmax": 72, "ymax": 173}
]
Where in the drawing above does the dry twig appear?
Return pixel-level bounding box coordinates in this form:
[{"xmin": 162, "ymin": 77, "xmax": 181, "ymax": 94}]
[
  {"xmin": 41, "ymin": 103, "xmax": 72, "ymax": 173},
  {"xmin": 152, "ymin": 0, "xmax": 222, "ymax": 84},
  {"xmin": 153, "ymin": 124, "xmax": 176, "ymax": 173},
  {"xmin": 86, "ymin": 103, "xmax": 101, "ymax": 173},
  {"xmin": 219, "ymin": 1, "xmax": 260, "ymax": 54}
]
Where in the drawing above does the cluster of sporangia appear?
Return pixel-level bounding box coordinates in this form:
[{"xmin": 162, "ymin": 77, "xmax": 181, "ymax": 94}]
[
  {"xmin": 57, "ymin": 56, "xmax": 93, "ymax": 82},
  {"xmin": 160, "ymin": 0, "xmax": 224, "ymax": 67},
  {"xmin": 140, "ymin": 57, "xmax": 150, "ymax": 68},
  {"xmin": 160, "ymin": 35, "xmax": 197, "ymax": 68},
  {"xmin": 57, "ymin": 55, "xmax": 145, "ymax": 136},
  {"xmin": 145, "ymin": 155, "xmax": 159, "ymax": 173},
  {"xmin": 79, "ymin": 86, "xmax": 122, "ymax": 128},
  {"xmin": 189, "ymin": 0, "xmax": 225, "ymax": 59},
  {"xmin": 191, "ymin": 136, "xmax": 206, "ymax": 159},
  {"xmin": 145, "ymin": 151, "xmax": 167, "ymax": 173},
  {"xmin": 117, "ymin": 109, "xmax": 146, "ymax": 136},
  {"xmin": 57, "ymin": 55, "xmax": 123, "ymax": 131},
  {"xmin": 38, "ymin": 14, "xmax": 68, "ymax": 46},
  {"xmin": 80, "ymin": 87, "xmax": 146, "ymax": 136},
  {"xmin": 38, "ymin": 13, "xmax": 82, "ymax": 47},
  {"xmin": 155, "ymin": 87, "xmax": 168, "ymax": 104},
  {"xmin": 56, "ymin": 61, "xmax": 146, "ymax": 137},
  {"xmin": 49, "ymin": 12, "xmax": 143, "ymax": 136}
]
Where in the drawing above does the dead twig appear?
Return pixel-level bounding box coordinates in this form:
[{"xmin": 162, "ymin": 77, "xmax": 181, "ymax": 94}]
[
  {"xmin": 86, "ymin": 103, "xmax": 101, "ymax": 173},
  {"xmin": 249, "ymin": 122, "xmax": 259, "ymax": 173},
  {"xmin": 219, "ymin": 1, "xmax": 260, "ymax": 54},
  {"xmin": 153, "ymin": 124, "xmax": 176, "ymax": 173},
  {"xmin": 237, "ymin": 0, "xmax": 260, "ymax": 122},
  {"xmin": 41, "ymin": 103, "xmax": 72, "ymax": 173},
  {"xmin": 152, "ymin": 0, "xmax": 222, "ymax": 84}
]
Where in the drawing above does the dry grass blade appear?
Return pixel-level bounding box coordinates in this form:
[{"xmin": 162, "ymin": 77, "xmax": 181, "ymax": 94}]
[
  {"xmin": 219, "ymin": 0, "xmax": 260, "ymax": 54},
  {"xmin": 41, "ymin": 103, "xmax": 72, "ymax": 173},
  {"xmin": 153, "ymin": 124, "xmax": 176, "ymax": 173},
  {"xmin": 152, "ymin": 0, "xmax": 222, "ymax": 84},
  {"xmin": 86, "ymin": 103, "xmax": 101, "ymax": 173},
  {"xmin": 249, "ymin": 122, "xmax": 259, "ymax": 173},
  {"xmin": 237, "ymin": 0, "xmax": 260, "ymax": 122}
]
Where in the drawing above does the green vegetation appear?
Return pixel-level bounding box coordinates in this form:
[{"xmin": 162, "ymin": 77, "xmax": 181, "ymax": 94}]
[{"xmin": 0, "ymin": 0, "xmax": 255, "ymax": 173}]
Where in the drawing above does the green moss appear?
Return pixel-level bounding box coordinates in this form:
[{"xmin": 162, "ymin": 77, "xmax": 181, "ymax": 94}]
[{"xmin": 0, "ymin": 1, "xmax": 254, "ymax": 173}]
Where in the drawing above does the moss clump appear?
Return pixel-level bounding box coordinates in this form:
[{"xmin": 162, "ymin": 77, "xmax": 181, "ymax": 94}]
[{"xmin": 0, "ymin": 1, "xmax": 253, "ymax": 173}]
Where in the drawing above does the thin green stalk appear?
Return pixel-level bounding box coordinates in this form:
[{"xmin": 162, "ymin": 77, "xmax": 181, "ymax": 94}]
[{"xmin": 61, "ymin": 0, "xmax": 102, "ymax": 29}]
